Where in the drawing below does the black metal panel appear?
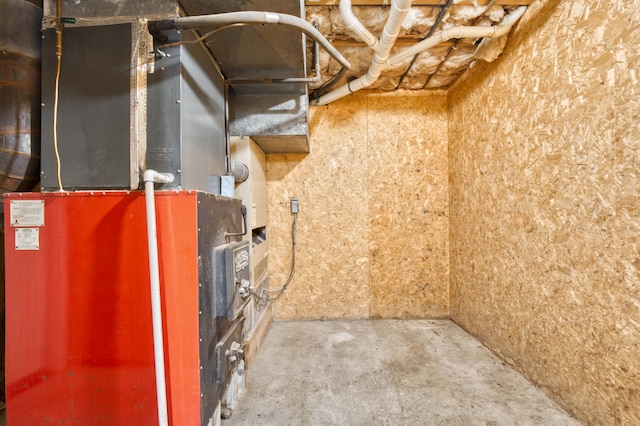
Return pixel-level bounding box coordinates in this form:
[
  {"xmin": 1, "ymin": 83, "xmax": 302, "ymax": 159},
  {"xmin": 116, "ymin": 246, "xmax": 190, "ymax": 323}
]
[
  {"xmin": 41, "ymin": 24, "xmax": 131, "ymax": 190},
  {"xmin": 179, "ymin": 31, "xmax": 227, "ymax": 190},
  {"xmin": 197, "ymin": 192, "xmax": 242, "ymax": 426},
  {"xmin": 213, "ymin": 241, "xmax": 250, "ymax": 321},
  {"xmin": 41, "ymin": 25, "xmax": 226, "ymax": 192},
  {"xmin": 147, "ymin": 30, "xmax": 182, "ymax": 187},
  {"xmin": 147, "ymin": 29, "xmax": 227, "ymax": 191},
  {"xmin": 214, "ymin": 316, "xmax": 244, "ymax": 385}
]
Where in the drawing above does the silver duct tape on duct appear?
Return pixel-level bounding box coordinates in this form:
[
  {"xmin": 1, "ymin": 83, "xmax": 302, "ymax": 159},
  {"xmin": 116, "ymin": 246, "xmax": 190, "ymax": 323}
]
[
  {"xmin": 228, "ymin": 159, "xmax": 249, "ymax": 184},
  {"xmin": 0, "ymin": 0, "xmax": 42, "ymax": 191}
]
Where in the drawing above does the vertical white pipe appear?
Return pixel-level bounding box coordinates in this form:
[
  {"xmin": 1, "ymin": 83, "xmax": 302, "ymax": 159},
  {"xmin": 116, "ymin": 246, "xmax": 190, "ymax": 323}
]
[
  {"xmin": 144, "ymin": 169, "xmax": 174, "ymax": 426},
  {"xmin": 314, "ymin": 0, "xmax": 414, "ymax": 105},
  {"xmin": 340, "ymin": 0, "xmax": 379, "ymax": 51}
]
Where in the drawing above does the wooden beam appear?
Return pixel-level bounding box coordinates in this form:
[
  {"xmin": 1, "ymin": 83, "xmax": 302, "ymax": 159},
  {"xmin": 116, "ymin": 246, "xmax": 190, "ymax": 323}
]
[{"xmin": 306, "ymin": 0, "xmax": 532, "ymax": 5}]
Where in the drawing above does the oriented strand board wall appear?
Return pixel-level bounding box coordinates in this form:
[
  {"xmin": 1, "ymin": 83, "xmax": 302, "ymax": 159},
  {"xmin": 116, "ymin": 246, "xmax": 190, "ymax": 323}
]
[
  {"xmin": 448, "ymin": 1, "xmax": 640, "ymax": 424},
  {"xmin": 266, "ymin": 92, "xmax": 449, "ymax": 320}
]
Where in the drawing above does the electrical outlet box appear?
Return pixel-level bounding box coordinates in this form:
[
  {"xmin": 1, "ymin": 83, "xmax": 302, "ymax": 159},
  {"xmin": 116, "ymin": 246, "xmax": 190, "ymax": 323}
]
[{"xmin": 291, "ymin": 198, "xmax": 299, "ymax": 214}]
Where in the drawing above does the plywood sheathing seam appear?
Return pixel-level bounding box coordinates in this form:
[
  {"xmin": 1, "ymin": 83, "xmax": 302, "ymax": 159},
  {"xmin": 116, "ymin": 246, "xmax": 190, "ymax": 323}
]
[
  {"xmin": 448, "ymin": 0, "xmax": 640, "ymax": 424},
  {"xmin": 266, "ymin": 95, "xmax": 371, "ymax": 320},
  {"xmin": 266, "ymin": 91, "xmax": 449, "ymax": 320}
]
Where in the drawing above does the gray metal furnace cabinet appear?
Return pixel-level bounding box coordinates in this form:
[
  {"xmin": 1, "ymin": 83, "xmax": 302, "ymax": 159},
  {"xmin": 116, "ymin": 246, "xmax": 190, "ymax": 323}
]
[{"xmin": 41, "ymin": 23, "xmax": 226, "ymax": 191}]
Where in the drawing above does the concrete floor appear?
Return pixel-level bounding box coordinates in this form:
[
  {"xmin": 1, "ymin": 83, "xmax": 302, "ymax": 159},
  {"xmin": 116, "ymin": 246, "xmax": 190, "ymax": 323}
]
[{"xmin": 225, "ymin": 319, "xmax": 580, "ymax": 426}]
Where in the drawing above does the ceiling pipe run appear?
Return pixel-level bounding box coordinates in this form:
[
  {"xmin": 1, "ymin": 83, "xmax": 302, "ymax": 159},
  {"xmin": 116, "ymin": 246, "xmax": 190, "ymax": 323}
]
[
  {"xmin": 313, "ymin": 0, "xmax": 413, "ymax": 105},
  {"xmin": 312, "ymin": 5, "xmax": 527, "ymax": 106},
  {"xmin": 154, "ymin": 11, "xmax": 350, "ymax": 70},
  {"xmin": 396, "ymin": 0, "xmax": 454, "ymax": 89},
  {"xmin": 421, "ymin": 0, "xmax": 498, "ymax": 89},
  {"xmin": 388, "ymin": 5, "xmax": 527, "ymax": 67},
  {"xmin": 340, "ymin": 0, "xmax": 379, "ymax": 51}
]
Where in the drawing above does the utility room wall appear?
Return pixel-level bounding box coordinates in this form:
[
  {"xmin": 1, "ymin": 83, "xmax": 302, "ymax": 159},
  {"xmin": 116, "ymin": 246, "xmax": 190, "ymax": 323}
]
[
  {"xmin": 266, "ymin": 92, "xmax": 449, "ymax": 320},
  {"xmin": 448, "ymin": 1, "xmax": 639, "ymax": 424}
]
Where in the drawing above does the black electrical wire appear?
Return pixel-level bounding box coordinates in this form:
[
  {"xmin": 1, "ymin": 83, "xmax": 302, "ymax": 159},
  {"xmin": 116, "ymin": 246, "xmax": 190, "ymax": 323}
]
[
  {"xmin": 310, "ymin": 67, "xmax": 346, "ymax": 101},
  {"xmin": 252, "ymin": 212, "xmax": 297, "ymax": 307},
  {"xmin": 395, "ymin": 0, "xmax": 454, "ymax": 90},
  {"xmin": 421, "ymin": 0, "xmax": 499, "ymax": 90}
]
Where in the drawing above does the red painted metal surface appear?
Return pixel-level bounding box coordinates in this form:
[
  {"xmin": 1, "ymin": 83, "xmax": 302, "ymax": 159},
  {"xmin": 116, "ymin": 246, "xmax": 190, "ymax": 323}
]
[{"xmin": 4, "ymin": 191, "xmax": 202, "ymax": 425}]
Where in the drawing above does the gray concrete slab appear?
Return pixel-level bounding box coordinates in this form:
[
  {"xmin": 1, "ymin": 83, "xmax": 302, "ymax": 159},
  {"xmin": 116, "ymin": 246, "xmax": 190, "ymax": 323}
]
[{"xmin": 224, "ymin": 319, "xmax": 580, "ymax": 426}]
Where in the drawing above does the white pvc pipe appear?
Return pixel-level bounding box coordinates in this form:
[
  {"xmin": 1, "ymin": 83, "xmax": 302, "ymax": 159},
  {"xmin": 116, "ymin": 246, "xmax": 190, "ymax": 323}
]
[
  {"xmin": 314, "ymin": 0, "xmax": 413, "ymax": 105},
  {"xmin": 369, "ymin": 0, "xmax": 413, "ymax": 83},
  {"xmin": 143, "ymin": 169, "xmax": 175, "ymax": 426},
  {"xmin": 389, "ymin": 6, "xmax": 528, "ymax": 66},
  {"xmin": 313, "ymin": 5, "xmax": 527, "ymax": 106},
  {"xmin": 340, "ymin": 0, "xmax": 379, "ymax": 51}
]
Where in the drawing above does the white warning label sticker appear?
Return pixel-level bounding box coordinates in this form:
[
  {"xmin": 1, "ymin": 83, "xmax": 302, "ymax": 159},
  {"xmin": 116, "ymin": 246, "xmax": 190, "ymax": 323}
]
[
  {"xmin": 15, "ymin": 228, "xmax": 40, "ymax": 250},
  {"xmin": 10, "ymin": 200, "xmax": 45, "ymax": 227}
]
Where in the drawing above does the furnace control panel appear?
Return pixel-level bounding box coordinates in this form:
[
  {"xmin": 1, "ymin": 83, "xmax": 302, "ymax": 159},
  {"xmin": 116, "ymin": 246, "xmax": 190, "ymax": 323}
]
[{"xmin": 213, "ymin": 241, "xmax": 251, "ymax": 321}]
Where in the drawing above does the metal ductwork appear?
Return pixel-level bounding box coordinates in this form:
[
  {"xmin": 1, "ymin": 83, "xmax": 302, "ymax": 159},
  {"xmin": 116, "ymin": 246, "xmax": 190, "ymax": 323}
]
[
  {"xmin": 38, "ymin": 0, "xmax": 316, "ymax": 164},
  {"xmin": 0, "ymin": 0, "xmax": 43, "ymax": 191},
  {"xmin": 180, "ymin": 0, "xmax": 315, "ymax": 154}
]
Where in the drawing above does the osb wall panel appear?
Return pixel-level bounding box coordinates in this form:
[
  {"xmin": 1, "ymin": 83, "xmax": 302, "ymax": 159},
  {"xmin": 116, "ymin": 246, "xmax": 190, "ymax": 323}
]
[
  {"xmin": 266, "ymin": 95, "xmax": 371, "ymax": 320},
  {"xmin": 266, "ymin": 92, "xmax": 449, "ymax": 320},
  {"xmin": 366, "ymin": 94, "xmax": 449, "ymax": 318},
  {"xmin": 448, "ymin": 1, "xmax": 640, "ymax": 424}
]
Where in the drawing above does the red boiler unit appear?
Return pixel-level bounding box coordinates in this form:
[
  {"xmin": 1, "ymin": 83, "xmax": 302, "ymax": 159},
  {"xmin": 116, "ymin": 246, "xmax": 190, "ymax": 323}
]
[{"xmin": 4, "ymin": 190, "xmax": 245, "ymax": 425}]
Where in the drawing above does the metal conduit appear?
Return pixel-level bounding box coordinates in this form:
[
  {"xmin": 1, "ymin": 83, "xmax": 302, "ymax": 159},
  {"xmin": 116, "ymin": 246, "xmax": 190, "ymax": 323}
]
[{"xmin": 154, "ymin": 11, "xmax": 350, "ymax": 70}]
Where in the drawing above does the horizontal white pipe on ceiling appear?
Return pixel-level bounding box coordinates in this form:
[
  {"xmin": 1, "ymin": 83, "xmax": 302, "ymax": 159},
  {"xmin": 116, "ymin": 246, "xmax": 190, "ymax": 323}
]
[
  {"xmin": 313, "ymin": 0, "xmax": 414, "ymax": 103},
  {"xmin": 388, "ymin": 5, "xmax": 527, "ymax": 66},
  {"xmin": 312, "ymin": 5, "xmax": 527, "ymax": 105}
]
